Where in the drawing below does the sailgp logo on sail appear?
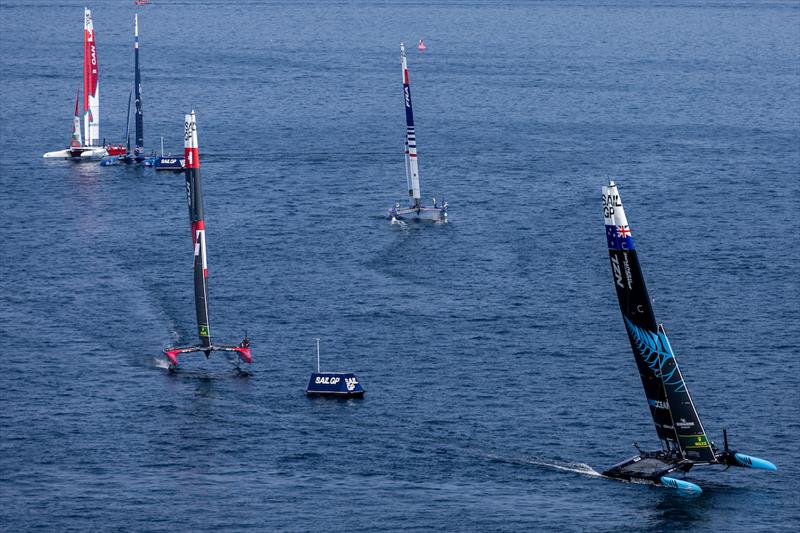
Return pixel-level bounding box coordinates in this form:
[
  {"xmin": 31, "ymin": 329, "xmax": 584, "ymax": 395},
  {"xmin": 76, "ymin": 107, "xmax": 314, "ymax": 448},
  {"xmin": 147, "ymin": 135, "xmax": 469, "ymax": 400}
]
[
  {"xmin": 602, "ymin": 193, "xmax": 622, "ymax": 218},
  {"xmin": 184, "ymin": 120, "xmax": 196, "ymax": 142}
]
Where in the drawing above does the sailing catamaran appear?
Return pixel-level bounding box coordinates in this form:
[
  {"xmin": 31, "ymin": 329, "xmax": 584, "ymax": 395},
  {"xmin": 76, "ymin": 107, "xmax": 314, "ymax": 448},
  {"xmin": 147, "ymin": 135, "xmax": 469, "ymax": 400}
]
[
  {"xmin": 164, "ymin": 111, "xmax": 252, "ymax": 368},
  {"xmin": 104, "ymin": 14, "xmax": 151, "ymax": 165},
  {"xmin": 601, "ymin": 181, "xmax": 776, "ymax": 494},
  {"xmin": 130, "ymin": 14, "xmax": 145, "ymax": 162},
  {"xmin": 44, "ymin": 7, "xmax": 124, "ymax": 160},
  {"xmin": 387, "ymin": 43, "xmax": 448, "ymax": 223}
]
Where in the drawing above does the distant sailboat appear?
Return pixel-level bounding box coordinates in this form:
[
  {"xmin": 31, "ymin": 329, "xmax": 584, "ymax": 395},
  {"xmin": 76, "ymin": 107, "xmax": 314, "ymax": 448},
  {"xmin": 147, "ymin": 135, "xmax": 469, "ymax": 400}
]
[
  {"xmin": 104, "ymin": 14, "xmax": 152, "ymax": 166},
  {"xmin": 44, "ymin": 7, "xmax": 123, "ymax": 160},
  {"xmin": 600, "ymin": 181, "xmax": 776, "ymax": 494},
  {"xmin": 132, "ymin": 14, "xmax": 145, "ymax": 162},
  {"xmin": 387, "ymin": 43, "xmax": 448, "ymax": 223},
  {"xmin": 164, "ymin": 111, "xmax": 251, "ymax": 368}
]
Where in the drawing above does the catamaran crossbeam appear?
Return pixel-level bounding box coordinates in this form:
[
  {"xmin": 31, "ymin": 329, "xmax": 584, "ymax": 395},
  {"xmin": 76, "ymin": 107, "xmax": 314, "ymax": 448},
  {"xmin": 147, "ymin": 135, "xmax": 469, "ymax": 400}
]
[{"xmin": 165, "ymin": 340, "xmax": 252, "ymax": 367}]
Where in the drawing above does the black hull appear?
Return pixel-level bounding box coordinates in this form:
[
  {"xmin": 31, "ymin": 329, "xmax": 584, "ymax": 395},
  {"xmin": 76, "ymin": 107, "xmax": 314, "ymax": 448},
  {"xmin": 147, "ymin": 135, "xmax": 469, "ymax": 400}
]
[{"xmin": 603, "ymin": 450, "xmax": 692, "ymax": 482}]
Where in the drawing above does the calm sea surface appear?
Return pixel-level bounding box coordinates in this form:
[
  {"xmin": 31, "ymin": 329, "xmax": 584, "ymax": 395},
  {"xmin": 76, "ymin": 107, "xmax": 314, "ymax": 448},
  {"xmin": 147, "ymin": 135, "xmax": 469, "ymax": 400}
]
[{"xmin": 1, "ymin": 1, "xmax": 798, "ymax": 531}]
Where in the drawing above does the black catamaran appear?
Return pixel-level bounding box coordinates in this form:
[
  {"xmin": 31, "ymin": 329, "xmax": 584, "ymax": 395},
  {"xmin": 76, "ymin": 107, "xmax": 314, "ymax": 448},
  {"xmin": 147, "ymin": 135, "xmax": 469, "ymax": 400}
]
[
  {"xmin": 164, "ymin": 111, "xmax": 251, "ymax": 368},
  {"xmin": 601, "ymin": 181, "xmax": 776, "ymax": 494}
]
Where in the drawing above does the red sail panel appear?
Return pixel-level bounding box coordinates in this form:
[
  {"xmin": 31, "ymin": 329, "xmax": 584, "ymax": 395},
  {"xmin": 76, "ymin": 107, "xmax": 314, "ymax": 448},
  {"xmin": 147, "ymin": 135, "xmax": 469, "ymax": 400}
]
[{"xmin": 83, "ymin": 8, "xmax": 99, "ymax": 146}]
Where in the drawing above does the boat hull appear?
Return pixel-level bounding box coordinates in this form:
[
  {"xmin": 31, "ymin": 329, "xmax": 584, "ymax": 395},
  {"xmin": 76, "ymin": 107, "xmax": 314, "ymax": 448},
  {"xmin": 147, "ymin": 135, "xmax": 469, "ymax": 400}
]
[
  {"xmin": 43, "ymin": 147, "xmax": 108, "ymax": 160},
  {"xmin": 603, "ymin": 451, "xmax": 692, "ymax": 482},
  {"xmin": 388, "ymin": 206, "xmax": 447, "ymax": 223}
]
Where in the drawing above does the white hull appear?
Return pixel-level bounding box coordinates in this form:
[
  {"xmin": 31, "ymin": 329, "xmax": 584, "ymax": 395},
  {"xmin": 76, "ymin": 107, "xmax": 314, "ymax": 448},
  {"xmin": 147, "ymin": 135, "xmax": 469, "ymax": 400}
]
[
  {"xmin": 43, "ymin": 147, "xmax": 108, "ymax": 160},
  {"xmin": 389, "ymin": 206, "xmax": 447, "ymax": 223}
]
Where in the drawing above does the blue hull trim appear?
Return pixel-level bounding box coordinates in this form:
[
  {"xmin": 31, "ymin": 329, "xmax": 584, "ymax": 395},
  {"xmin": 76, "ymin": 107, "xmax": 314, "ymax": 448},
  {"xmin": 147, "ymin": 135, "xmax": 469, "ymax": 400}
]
[
  {"xmin": 660, "ymin": 476, "xmax": 702, "ymax": 494},
  {"xmin": 734, "ymin": 453, "xmax": 777, "ymax": 471}
]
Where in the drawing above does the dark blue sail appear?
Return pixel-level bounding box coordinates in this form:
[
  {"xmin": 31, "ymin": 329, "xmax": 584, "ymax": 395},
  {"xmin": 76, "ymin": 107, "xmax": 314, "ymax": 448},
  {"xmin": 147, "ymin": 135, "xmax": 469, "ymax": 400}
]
[{"xmin": 133, "ymin": 14, "xmax": 144, "ymax": 158}]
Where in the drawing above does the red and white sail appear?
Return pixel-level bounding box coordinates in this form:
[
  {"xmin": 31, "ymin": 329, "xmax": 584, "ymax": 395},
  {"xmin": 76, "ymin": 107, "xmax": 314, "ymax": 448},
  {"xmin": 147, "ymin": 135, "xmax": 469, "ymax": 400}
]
[{"xmin": 83, "ymin": 7, "xmax": 100, "ymax": 146}]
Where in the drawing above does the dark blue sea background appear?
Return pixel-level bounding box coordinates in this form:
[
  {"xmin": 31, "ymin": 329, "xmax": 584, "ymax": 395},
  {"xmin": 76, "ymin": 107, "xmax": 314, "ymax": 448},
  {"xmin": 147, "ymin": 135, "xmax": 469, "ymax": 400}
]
[{"xmin": 1, "ymin": 0, "xmax": 798, "ymax": 531}]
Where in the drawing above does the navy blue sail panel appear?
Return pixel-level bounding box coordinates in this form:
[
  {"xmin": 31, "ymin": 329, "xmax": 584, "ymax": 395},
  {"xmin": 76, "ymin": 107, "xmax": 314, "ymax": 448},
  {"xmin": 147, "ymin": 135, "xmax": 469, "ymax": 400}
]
[
  {"xmin": 133, "ymin": 14, "xmax": 143, "ymax": 155},
  {"xmin": 185, "ymin": 112, "xmax": 211, "ymax": 348},
  {"xmin": 403, "ymin": 78, "xmax": 414, "ymax": 128},
  {"xmin": 602, "ymin": 184, "xmax": 714, "ymax": 462}
]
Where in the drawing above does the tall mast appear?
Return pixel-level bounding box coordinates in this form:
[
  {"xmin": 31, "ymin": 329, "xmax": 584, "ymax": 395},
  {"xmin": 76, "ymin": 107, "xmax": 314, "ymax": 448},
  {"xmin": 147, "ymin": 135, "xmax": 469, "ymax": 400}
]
[
  {"xmin": 401, "ymin": 43, "xmax": 421, "ymax": 207},
  {"xmin": 83, "ymin": 7, "xmax": 99, "ymax": 146},
  {"xmin": 602, "ymin": 182, "xmax": 715, "ymax": 463},
  {"xmin": 184, "ymin": 111, "xmax": 211, "ymax": 350},
  {"xmin": 133, "ymin": 14, "xmax": 143, "ymax": 156}
]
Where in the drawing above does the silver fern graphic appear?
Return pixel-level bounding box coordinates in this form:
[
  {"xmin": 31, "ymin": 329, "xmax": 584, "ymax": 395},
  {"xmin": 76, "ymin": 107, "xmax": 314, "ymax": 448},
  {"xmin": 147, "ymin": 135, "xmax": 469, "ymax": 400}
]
[{"xmin": 623, "ymin": 317, "xmax": 686, "ymax": 393}]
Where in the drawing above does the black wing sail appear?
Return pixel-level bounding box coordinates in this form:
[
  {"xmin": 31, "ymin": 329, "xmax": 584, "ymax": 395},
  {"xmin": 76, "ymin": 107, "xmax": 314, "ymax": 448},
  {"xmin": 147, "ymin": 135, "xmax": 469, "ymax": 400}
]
[
  {"xmin": 184, "ymin": 111, "xmax": 211, "ymax": 350},
  {"xmin": 133, "ymin": 14, "xmax": 144, "ymax": 157},
  {"xmin": 602, "ymin": 182, "xmax": 715, "ymax": 463},
  {"xmin": 162, "ymin": 111, "xmax": 253, "ymax": 368}
]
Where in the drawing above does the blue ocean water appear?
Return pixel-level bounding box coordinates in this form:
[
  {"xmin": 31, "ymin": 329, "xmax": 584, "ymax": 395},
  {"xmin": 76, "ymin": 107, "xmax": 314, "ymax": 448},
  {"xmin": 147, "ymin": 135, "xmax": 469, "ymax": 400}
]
[{"xmin": 1, "ymin": 0, "xmax": 798, "ymax": 530}]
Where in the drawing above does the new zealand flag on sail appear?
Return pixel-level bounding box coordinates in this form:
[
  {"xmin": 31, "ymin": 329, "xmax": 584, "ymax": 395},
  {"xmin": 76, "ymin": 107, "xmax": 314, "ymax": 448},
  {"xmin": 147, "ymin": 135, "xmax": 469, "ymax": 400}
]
[{"xmin": 606, "ymin": 225, "xmax": 635, "ymax": 251}]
